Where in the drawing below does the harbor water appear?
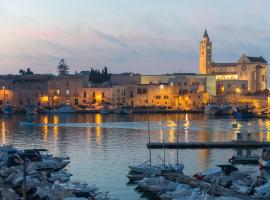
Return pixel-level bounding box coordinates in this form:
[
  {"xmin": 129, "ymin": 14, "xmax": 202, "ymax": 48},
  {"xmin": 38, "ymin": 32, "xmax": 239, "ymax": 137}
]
[{"xmin": 1, "ymin": 113, "xmax": 270, "ymax": 199}]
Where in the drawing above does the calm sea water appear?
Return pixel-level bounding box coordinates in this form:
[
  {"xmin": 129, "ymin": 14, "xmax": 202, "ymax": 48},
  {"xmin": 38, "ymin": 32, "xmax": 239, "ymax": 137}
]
[{"xmin": 1, "ymin": 113, "xmax": 270, "ymax": 200}]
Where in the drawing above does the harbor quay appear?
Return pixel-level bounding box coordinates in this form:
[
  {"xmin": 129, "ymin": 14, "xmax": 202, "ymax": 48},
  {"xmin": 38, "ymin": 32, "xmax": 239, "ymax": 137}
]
[{"xmin": 0, "ymin": 30, "xmax": 268, "ymax": 117}]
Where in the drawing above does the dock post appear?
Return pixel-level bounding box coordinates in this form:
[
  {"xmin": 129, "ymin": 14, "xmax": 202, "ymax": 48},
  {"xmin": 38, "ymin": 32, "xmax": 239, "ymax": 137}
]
[{"xmin": 22, "ymin": 162, "xmax": 27, "ymax": 200}]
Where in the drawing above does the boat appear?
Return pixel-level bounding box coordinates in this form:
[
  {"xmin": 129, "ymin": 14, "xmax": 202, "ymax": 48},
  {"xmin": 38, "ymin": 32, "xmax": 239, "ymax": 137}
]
[
  {"xmin": 100, "ymin": 104, "xmax": 111, "ymax": 114},
  {"xmin": 1, "ymin": 146, "xmax": 70, "ymax": 172},
  {"xmin": 259, "ymin": 148, "xmax": 270, "ymax": 168},
  {"xmin": 45, "ymin": 104, "xmax": 77, "ymax": 114},
  {"xmin": 137, "ymin": 176, "xmax": 167, "ymax": 193},
  {"xmin": 127, "ymin": 171, "xmax": 146, "ymax": 182},
  {"xmin": 114, "ymin": 106, "xmax": 132, "ymax": 114},
  {"xmin": 205, "ymin": 104, "xmax": 219, "ymax": 115},
  {"xmin": 3, "ymin": 105, "xmax": 15, "ymax": 114},
  {"xmin": 219, "ymin": 104, "xmax": 233, "ymax": 115},
  {"xmin": 233, "ymin": 105, "xmax": 254, "ymax": 119},
  {"xmin": 128, "ymin": 160, "xmax": 162, "ymax": 175},
  {"xmin": 193, "ymin": 165, "xmax": 238, "ymax": 181},
  {"xmin": 229, "ymin": 154, "xmax": 259, "ymax": 164},
  {"xmin": 25, "ymin": 105, "xmax": 37, "ymax": 115}
]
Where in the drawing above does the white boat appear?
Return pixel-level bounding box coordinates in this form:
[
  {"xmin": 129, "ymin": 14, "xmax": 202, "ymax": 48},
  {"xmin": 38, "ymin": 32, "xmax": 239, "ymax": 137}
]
[
  {"xmin": 259, "ymin": 148, "xmax": 270, "ymax": 168},
  {"xmin": 1, "ymin": 146, "xmax": 70, "ymax": 172},
  {"xmin": 45, "ymin": 104, "xmax": 77, "ymax": 114},
  {"xmin": 3, "ymin": 105, "xmax": 15, "ymax": 114},
  {"xmin": 137, "ymin": 176, "xmax": 167, "ymax": 192},
  {"xmin": 128, "ymin": 161, "xmax": 161, "ymax": 175},
  {"xmin": 205, "ymin": 104, "xmax": 219, "ymax": 115},
  {"xmin": 25, "ymin": 105, "xmax": 37, "ymax": 115}
]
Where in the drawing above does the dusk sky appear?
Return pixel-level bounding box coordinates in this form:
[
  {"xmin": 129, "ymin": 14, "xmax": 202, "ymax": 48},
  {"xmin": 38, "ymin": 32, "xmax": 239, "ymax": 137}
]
[{"xmin": 0, "ymin": 0, "xmax": 269, "ymax": 75}]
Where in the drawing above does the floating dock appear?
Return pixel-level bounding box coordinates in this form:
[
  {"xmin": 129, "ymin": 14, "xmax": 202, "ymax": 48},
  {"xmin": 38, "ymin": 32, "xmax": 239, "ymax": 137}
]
[{"xmin": 147, "ymin": 141, "xmax": 270, "ymax": 149}]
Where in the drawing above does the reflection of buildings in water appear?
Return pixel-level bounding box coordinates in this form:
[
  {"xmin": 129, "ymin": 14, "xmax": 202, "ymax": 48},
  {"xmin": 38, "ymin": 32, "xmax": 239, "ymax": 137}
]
[
  {"xmin": 166, "ymin": 120, "xmax": 176, "ymax": 143},
  {"xmin": 1, "ymin": 121, "xmax": 6, "ymax": 144},
  {"xmin": 198, "ymin": 149, "xmax": 211, "ymax": 172},
  {"xmin": 95, "ymin": 114, "xmax": 102, "ymax": 145},
  {"xmin": 183, "ymin": 114, "xmax": 190, "ymax": 142},
  {"xmin": 184, "ymin": 129, "xmax": 189, "ymax": 142},
  {"xmin": 41, "ymin": 115, "xmax": 49, "ymax": 142},
  {"xmin": 168, "ymin": 126, "xmax": 175, "ymax": 143},
  {"xmin": 53, "ymin": 115, "xmax": 59, "ymax": 141},
  {"xmin": 264, "ymin": 120, "xmax": 270, "ymax": 142},
  {"xmin": 198, "ymin": 131, "xmax": 210, "ymax": 171}
]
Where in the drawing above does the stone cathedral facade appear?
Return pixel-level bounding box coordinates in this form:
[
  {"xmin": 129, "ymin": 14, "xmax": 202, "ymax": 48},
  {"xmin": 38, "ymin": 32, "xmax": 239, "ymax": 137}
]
[{"xmin": 199, "ymin": 30, "xmax": 268, "ymax": 95}]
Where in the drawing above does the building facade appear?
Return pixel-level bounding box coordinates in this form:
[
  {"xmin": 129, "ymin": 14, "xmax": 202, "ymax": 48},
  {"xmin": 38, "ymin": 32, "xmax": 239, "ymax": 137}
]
[{"xmin": 199, "ymin": 30, "xmax": 268, "ymax": 94}]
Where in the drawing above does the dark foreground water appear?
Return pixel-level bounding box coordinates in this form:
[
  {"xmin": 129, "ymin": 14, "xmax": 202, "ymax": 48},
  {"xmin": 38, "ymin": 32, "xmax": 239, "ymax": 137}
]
[{"xmin": 1, "ymin": 113, "xmax": 270, "ymax": 200}]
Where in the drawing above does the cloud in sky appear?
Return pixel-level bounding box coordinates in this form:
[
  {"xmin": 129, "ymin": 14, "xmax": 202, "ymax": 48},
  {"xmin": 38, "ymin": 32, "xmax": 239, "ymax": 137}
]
[{"xmin": 0, "ymin": 0, "xmax": 269, "ymax": 75}]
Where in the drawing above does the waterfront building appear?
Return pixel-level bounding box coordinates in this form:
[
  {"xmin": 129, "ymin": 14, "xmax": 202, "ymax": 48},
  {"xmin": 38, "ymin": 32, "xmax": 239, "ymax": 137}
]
[
  {"xmin": 0, "ymin": 75, "xmax": 53, "ymax": 110},
  {"xmin": 199, "ymin": 29, "xmax": 268, "ymax": 94},
  {"xmin": 47, "ymin": 74, "xmax": 86, "ymax": 106},
  {"xmin": 79, "ymin": 87, "xmax": 113, "ymax": 105},
  {"xmin": 111, "ymin": 73, "xmax": 141, "ymax": 85}
]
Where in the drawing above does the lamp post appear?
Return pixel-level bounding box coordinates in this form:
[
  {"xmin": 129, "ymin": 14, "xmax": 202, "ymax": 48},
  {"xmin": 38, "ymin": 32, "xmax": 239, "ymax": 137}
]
[
  {"xmin": 2, "ymin": 86, "xmax": 5, "ymax": 105},
  {"xmin": 146, "ymin": 87, "xmax": 151, "ymax": 166}
]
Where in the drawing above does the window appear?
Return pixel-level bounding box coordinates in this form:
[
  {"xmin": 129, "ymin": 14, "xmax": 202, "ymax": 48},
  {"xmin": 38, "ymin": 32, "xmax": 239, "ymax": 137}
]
[
  {"xmin": 164, "ymin": 95, "xmax": 169, "ymax": 99},
  {"xmin": 102, "ymin": 92, "xmax": 105, "ymax": 98},
  {"xmin": 84, "ymin": 91, "xmax": 86, "ymax": 98},
  {"xmin": 92, "ymin": 92, "xmax": 95, "ymax": 97},
  {"xmin": 227, "ymin": 84, "xmax": 231, "ymax": 89},
  {"xmin": 156, "ymin": 96, "xmax": 161, "ymax": 100}
]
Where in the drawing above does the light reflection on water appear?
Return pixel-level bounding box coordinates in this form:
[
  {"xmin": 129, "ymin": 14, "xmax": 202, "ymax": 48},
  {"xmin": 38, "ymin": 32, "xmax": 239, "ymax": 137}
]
[{"xmin": 1, "ymin": 113, "xmax": 270, "ymax": 199}]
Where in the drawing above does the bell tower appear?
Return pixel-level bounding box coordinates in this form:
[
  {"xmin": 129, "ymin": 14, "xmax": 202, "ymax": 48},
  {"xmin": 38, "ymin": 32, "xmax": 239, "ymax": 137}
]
[{"xmin": 199, "ymin": 29, "xmax": 212, "ymax": 74}]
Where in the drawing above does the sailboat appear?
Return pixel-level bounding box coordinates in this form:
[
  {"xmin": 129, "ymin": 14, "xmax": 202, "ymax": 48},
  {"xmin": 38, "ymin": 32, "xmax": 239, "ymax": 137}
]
[
  {"xmin": 128, "ymin": 111, "xmax": 184, "ymax": 181},
  {"xmin": 128, "ymin": 99, "xmax": 162, "ymax": 180},
  {"xmin": 158, "ymin": 113, "xmax": 184, "ymax": 175}
]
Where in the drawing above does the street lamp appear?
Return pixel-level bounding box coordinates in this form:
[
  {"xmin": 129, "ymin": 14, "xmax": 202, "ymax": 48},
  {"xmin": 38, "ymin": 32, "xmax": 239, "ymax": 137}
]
[{"xmin": 2, "ymin": 86, "xmax": 5, "ymax": 105}]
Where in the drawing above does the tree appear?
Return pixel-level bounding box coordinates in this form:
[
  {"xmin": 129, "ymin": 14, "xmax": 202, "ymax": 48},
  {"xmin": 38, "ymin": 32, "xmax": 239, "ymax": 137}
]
[
  {"xmin": 88, "ymin": 66, "xmax": 111, "ymax": 84},
  {"xmin": 57, "ymin": 59, "xmax": 70, "ymax": 75},
  {"xmin": 19, "ymin": 69, "xmax": 26, "ymax": 75},
  {"xmin": 19, "ymin": 68, "xmax": 34, "ymax": 75},
  {"xmin": 25, "ymin": 68, "xmax": 34, "ymax": 75}
]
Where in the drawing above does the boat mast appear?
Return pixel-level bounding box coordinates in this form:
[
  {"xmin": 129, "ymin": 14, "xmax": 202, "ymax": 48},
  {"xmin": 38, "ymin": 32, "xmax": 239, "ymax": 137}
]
[
  {"xmin": 177, "ymin": 94, "xmax": 180, "ymax": 164},
  {"xmin": 162, "ymin": 113, "xmax": 165, "ymax": 166},
  {"xmin": 147, "ymin": 91, "xmax": 152, "ymax": 166}
]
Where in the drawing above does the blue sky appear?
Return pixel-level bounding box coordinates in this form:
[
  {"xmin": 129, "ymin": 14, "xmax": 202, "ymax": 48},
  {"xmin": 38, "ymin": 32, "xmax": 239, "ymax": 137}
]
[{"xmin": 0, "ymin": 0, "xmax": 269, "ymax": 74}]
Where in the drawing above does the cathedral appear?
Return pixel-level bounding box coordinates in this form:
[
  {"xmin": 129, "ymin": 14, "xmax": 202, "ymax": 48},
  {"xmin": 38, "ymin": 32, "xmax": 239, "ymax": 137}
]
[{"xmin": 199, "ymin": 30, "xmax": 268, "ymax": 94}]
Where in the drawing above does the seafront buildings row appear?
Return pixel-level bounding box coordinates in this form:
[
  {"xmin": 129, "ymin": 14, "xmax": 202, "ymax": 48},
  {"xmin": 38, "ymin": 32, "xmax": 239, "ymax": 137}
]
[{"xmin": 0, "ymin": 30, "xmax": 269, "ymax": 112}]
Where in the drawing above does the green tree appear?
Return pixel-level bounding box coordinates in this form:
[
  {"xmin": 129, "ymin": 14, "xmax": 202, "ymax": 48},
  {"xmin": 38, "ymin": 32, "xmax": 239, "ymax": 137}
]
[{"xmin": 57, "ymin": 59, "xmax": 70, "ymax": 75}]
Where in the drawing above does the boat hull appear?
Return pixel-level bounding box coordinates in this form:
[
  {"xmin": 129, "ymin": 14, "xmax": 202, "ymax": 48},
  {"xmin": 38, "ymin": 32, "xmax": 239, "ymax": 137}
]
[{"xmin": 233, "ymin": 111, "xmax": 254, "ymax": 119}]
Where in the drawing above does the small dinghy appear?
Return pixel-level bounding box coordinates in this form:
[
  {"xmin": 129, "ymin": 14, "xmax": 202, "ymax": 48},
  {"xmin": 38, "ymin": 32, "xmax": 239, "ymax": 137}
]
[{"xmin": 229, "ymin": 154, "xmax": 259, "ymax": 164}]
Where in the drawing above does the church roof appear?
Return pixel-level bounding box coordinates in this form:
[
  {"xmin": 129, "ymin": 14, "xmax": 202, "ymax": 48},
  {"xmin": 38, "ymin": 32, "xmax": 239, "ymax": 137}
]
[
  {"xmin": 203, "ymin": 29, "xmax": 209, "ymax": 39},
  {"xmin": 246, "ymin": 56, "xmax": 267, "ymax": 64}
]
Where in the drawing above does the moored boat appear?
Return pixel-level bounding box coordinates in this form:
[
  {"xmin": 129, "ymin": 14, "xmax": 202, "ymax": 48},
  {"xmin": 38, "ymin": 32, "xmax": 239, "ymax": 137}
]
[
  {"xmin": 233, "ymin": 105, "xmax": 254, "ymax": 119},
  {"xmin": 259, "ymin": 148, "xmax": 270, "ymax": 168},
  {"xmin": 3, "ymin": 105, "xmax": 15, "ymax": 114},
  {"xmin": 45, "ymin": 104, "xmax": 77, "ymax": 114},
  {"xmin": 25, "ymin": 105, "xmax": 37, "ymax": 115},
  {"xmin": 114, "ymin": 105, "xmax": 132, "ymax": 114},
  {"xmin": 205, "ymin": 104, "xmax": 219, "ymax": 115},
  {"xmin": 229, "ymin": 154, "xmax": 259, "ymax": 164}
]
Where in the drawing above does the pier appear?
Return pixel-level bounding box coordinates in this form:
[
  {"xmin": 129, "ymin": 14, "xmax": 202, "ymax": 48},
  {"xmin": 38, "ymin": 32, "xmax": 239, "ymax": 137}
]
[{"xmin": 147, "ymin": 141, "xmax": 270, "ymax": 149}]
